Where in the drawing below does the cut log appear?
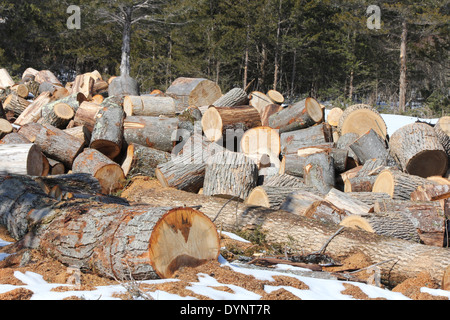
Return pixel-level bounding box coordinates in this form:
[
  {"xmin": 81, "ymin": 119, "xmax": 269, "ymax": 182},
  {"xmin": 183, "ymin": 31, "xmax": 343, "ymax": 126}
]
[
  {"xmin": 35, "ymin": 70, "xmax": 62, "ymax": 86},
  {"xmin": 340, "ymin": 212, "xmax": 421, "ymax": 243},
  {"xmin": 155, "ymin": 134, "xmax": 225, "ymax": 193},
  {"xmin": 373, "ymin": 199, "xmax": 447, "ymax": 246},
  {"xmin": 107, "ymin": 74, "xmax": 139, "ymax": 97},
  {"xmin": 372, "ymin": 169, "xmax": 436, "ymax": 200},
  {"xmin": 411, "ymin": 184, "xmax": 450, "ymax": 202},
  {"xmin": 73, "ymin": 101, "xmax": 102, "ymax": 132},
  {"xmin": 63, "ymin": 125, "xmax": 91, "ymax": 147},
  {"xmin": 303, "ymin": 200, "xmax": 350, "ymax": 225},
  {"xmin": 121, "ymin": 177, "xmax": 450, "ymax": 286},
  {"xmin": 90, "ymin": 101, "xmax": 125, "ymax": 159},
  {"xmin": 38, "ymin": 101, "xmax": 75, "ymax": 128},
  {"xmin": 389, "ymin": 122, "xmax": 448, "ymax": 178},
  {"xmin": 266, "ymin": 90, "xmax": 284, "ymax": 104},
  {"xmin": 124, "ymin": 116, "xmax": 180, "ymax": 153},
  {"xmin": 301, "ymin": 149, "xmax": 335, "ymax": 194},
  {"xmin": 71, "ymin": 73, "xmax": 95, "ymax": 99},
  {"xmin": 280, "ymin": 123, "xmax": 333, "ymax": 155},
  {"xmin": 262, "ymin": 173, "xmax": 306, "ymax": 188},
  {"xmin": 434, "ymin": 116, "xmax": 450, "ymax": 157},
  {"xmin": 443, "ymin": 266, "xmax": 450, "ymax": 291},
  {"xmin": 324, "ymin": 188, "xmax": 372, "ymax": 215},
  {"xmin": 0, "ymin": 144, "xmax": 48, "ymax": 176},
  {"xmin": 24, "ymin": 80, "xmax": 40, "ymax": 98},
  {"xmin": 3, "ymin": 93, "xmax": 31, "ymax": 117},
  {"xmin": 260, "ymin": 103, "xmax": 283, "ymax": 127},
  {"xmin": 123, "ymin": 95, "xmax": 176, "ymax": 117},
  {"xmin": 72, "ymin": 148, "xmax": 125, "ymax": 194},
  {"xmin": 345, "ymin": 192, "xmax": 391, "ymax": 206},
  {"xmin": 166, "ymin": 77, "xmax": 222, "ymax": 111},
  {"xmin": 0, "ymin": 178, "xmax": 220, "ymax": 280},
  {"xmin": 344, "ymin": 176, "xmax": 377, "ymax": 193},
  {"xmin": 203, "ymin": 151, "xmax": 258, "ymax": 200},
  {"xmin": 327, "ymin": 107, "xmax": 344, "ymax": 127},
  {"xmin": 240, "ymin": 126, "xmax": 280, "ymax": 157},
  {"xmin": 349, "ymin": 129, "xmax": 391, "ymax": 165},
  {"xmin": 201, "ymin": 105, "xmax": 262, "ymax": 143},
  {"xmin": 0, "ymin": 68, "xmax": 15, "ymax": 88},
  {"xmin": 121, "ymin": 143, "xmax": 171, "ymax": 178},
  {"xmin": 248, "ymin": 91, "xmax": 273, "ymax": 113},
  {"xmin": 337, "ymin": 104, "xmax": 387, "ymax": 139},
  {"xmin": 0, "ymin": 132, "xmax": 30, "ymax": 144},
  {"xmin": 212, "ymin": 88, "xmax": 249, "ymax": 107},
  {"xmin": 47, "ymin": 158, "xmax": 65, "ymax": 175},
  {"xmin": 336, "ymin": 132, "xmax": 360, "ymax": 167},
  {"xmin": 279, "ymin": 190, "xmax": 324, "ymax": 215},
  {"xmin": 22, "ymin": 67, "xmax": 39, "ymax": 80},
  {"xmin": 14, "ymin": 84, "xmax": 30, "ymax": 99},
  {"xmin": 268, "ymin": 97, "xmax": 323, "ymax": 133},
  {"xmin": 246, "ymin": 186, "xmax": 317, "ymax": 210},
  {"xmin": 0, "ymin": 118, "xmax": 13, "ymax": 139},
  {"xmin": 14, "ymin": 92, "xmax": 53, "ymax": 126},
  {"xmin": 18, "ymin": 123, "xmax": 84, "ymax": 169}
]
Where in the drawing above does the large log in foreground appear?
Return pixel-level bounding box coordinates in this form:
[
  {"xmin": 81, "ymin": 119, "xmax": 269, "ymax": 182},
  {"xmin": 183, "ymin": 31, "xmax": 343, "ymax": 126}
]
[
  {"xmin": 121, "ymin": 178, "xmax": 450, "ymax": 286},
  {"xmin": 0, "ymin": 175, "xmax": 220, "ymax": 280}
]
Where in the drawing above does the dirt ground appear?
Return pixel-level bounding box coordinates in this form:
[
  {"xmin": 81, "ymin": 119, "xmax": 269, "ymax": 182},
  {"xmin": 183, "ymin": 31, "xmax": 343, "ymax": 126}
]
[{"xmin": 0, "ymin": 177, "xmax": 448, "ymax": 301}]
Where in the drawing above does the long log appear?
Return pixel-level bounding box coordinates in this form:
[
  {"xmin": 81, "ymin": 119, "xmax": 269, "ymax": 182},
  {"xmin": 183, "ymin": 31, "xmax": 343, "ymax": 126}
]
[
  {"xmin": 349, "ymin": 129, "xmax": 392, "ymax": 165},
  {"xmin": 14, "ymin": 91, "xmax": 53, "ymax": 126},
  {"xmin": 120, "ymin": 179, "xmax": 450, "ymax": 286},
  {"xmin": 212, "ymin": 88, "xmax": 249, "ymax": 108},
  {"xmin": 123, "ymin": 95, "xmax": 176, "ymax": 117},
  {"xmin": 280, "ymin": 123, "xmax": 333, "ymax": 155},
  {"xmin": 121, "ymin": 143, "xmax": 171, "ymax": 178},
  {"xmin": 338, "ymin": 104, "xmax": 387, "ymax": 139},
  {"xmin": 0, "ymin": 176, "xmax": 220, "ymax": 280},
  {"xmin": 0, "ymin": 144, "xmax": 48, "ymax": 176}
]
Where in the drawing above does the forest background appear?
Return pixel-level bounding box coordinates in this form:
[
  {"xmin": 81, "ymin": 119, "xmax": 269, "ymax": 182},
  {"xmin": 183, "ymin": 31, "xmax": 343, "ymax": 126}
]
[{"xmin": 0, "ymin": 0, "xmax": 448, "ymax": 116}]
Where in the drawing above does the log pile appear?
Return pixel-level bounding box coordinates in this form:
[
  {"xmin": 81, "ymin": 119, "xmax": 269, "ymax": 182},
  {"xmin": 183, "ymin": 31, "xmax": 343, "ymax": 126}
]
[{"xmin": 0, "ymin": 68, "xmax": 449, "ymax": 288}]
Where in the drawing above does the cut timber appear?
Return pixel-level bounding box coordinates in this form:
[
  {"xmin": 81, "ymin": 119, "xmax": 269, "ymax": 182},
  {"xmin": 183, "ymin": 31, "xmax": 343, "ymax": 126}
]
[
  {"xmin": 35, "ymin": 70, "xmax": 62, "ymax": 86},
  {"xmin": 14, "ymin": 84, "xmax": 29, "ymax": 98},
  {"xmin": 336, "ymin": 132, "xmax": 360, "ymax": 166},
  {"xmin": 240, "ymin": 126, "xmax": 280, "ymax": 157},
  {"xmin": 343, "ymin": 158, "xmax": 388, "ymax": 192},
  {"xmin": 201, "ymin": 105, "xmax": 262, "ymax": 143},
  {"xmin": 411, "ymin": 184, "xmax": 450, "ymax": 202},
  {"xmin": 327, "ymin": 107, "xmax": 344, "ymax": 127},
  {"xmin": 303, "ymin": 200, "xmax": 350, "ymax": 225},
  {"xmin": 121, "ymin": 143, "xmax": 171, "ymax": 178},
  {"xmin": 262, "ymin": 174, "xmax": 306, "ymax": 188},
  {"xmin": 279, "ymin": 190, "xmax": 324, "ymax": 215},
  {"xmin": 340, "ymin": 212, "xmax": 421, "ymax": 243},
  {"xmin": 71, "ymin": 73, "xmax": 95, "ymax": 99},
  {"xmin": 203, "ymin": 151, "xmax": 258, "ymax": 200},
  {"xmin": 0, "ymin": 178, "xmax": 220, "ymax": 280},
  {"xmin": 345, "ymin": 176, "xmax": 377, "ymax": 193},
  {"xmin": 389, "ymin": 122, "xmax": 448, "ymax": 178},
  {"xmin": 72, "ymin": 148, "xmax": 125, "ymax": 194},
  {"xmin": 372, "ymin": 169, "xmax": 435, "ymax": 201},
  {"xmin": 14, "ymin": 91, "xmax": 53, "ymax": 126},
  {"xmin": 345, "ymin": 192, "xmax": 391, "ymax": 207},
  {"xmin": 18, "ymin": 123, "xmax": 84, "ymax": 169},
  {"xmin": 63, "ymin": 125, "xmax": 91, "ymax": 147},
  {"xmin": 0, "ymin": 144, "xmax": 48, "ymax": 176},
  {"xmin": 267, "ymin": 90, "xmax": 284, "ymax": 104},
  {"xmin": 166, "ymin": 77, "xmax": 222, "ymax": 110},
  {"xmin": 38, "ymin": 102, "xmax": 75, "ymax": 128},
  {"xmin": 47, "ymin": 158, "xmax": 65, "ymax": 175},
  {"xmin": 280, "ymin": 123, "xmax": 333, "ymax": 155},
  {"xmin": 123, "ymin": 96, "xmax": 176, "ymax": 117},
  {"xmin": 22, "ymin": 67, "xmax": 39, "ymax": 80},
  {"xmin": 0, "ymin": 68, "xmax": 15, "ymax": 88},
  {"xmin": 279, "ymin": 146, "xmax": 333, "ymax": 178},
  {"xmin": 324, "ymin": 188, "xmax": 372, "ymax": 215},
  {"xmin": 155, "ymin": 134, "xmax": 225, "ymax": 193},
  {"xmin": 338, "ymin": 104, "xmax": 387, "ymax": 139},
  {"xmin": 248, "ymin": 91, "xmax": 273, "ymax": 113},
  {"xmin": 349, "ymin": 129, "xmax": 391, "ymax": 165},
  {"xmin": 212, "ymin": 88, "xmax": 249, "ymax": 107},
  {"xmin": 107, "ymin": 74, "xmax": 139, "ymax": 97},
  {"xmin": 0, "ymin": 132, "xmax": 30, "ymax": 144},
  {"xmin": 90, "ymin": 101, "xmax": 125, "ymax": 159},
  {"xmin": 434, "ymin": 116, "xmax": 450, "ymax": 157},
  {"xmin": 73, "ymin": 101, "xmax": 102, "ymax": 132},
  {"xmin": 246, "ymin": 186, "xmax": 317, "ymax": 210},
  {"xmin": 302, "ymin": 150, "xmax": 335, "ymax": 194},
  {"xmin": 260, "ymin": 104, "xmax": 283, "ymax": 127},
  {"xmin": 0, "ymin": 118, "xmax": 13, "ymax": 139},
  {"xmin": 374, "ymin": 199, "xmax": 447, "ymax": 246},
  {"xmin": 443, "ymin": 266, "xmax": 450, "ymax": 291},
  {"xmin": 121, "ymin": 177, "xmax": 450, "ymax": 285},
  {"xmin": 268, "ymin": 97, "xmax": 323, "ymax": 133},
  {"xmin": 3, "ymin": 93, "xmax": 31, "ymax": 117},
  {"xmin": 124, "ymin": 116, "xmax": 180, "ymax": 153}
]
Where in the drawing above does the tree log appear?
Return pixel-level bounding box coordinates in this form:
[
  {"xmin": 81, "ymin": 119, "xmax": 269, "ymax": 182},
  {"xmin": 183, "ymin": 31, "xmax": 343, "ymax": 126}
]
[
  {"xmin": 267, "ymin": 90, "xmax": 284, "ymax": 104},
  {"xmin": 90, "ymin": 101, "xmax": 125, "ymax": 159},
  {"xmin": 35, "ymin": 70, "xmax": 62, "ymax": 86},
  {"xmin": 248, "ymin": 91, "xmax": 273, "ymax": 113},
  {"xmin": 246, "ymin": 186, "xmax": 317, "ymax": 210},
  {"xmin": 203, "ymin": 151, "xmax": 258, "ymax": 200},
  {"xmin": 121, "ymin": 177, "xmax": 450, "ymax": 286},
  {"xmin": 0, "ymin": 132, "xmax": 30, "ymax": 144},
  {"xmin": 124, "ymin": 116, "xmax": 180, "ymax": 153},
  {"xmin": 324, "ymin": 188, "xmax": 372, "ymax": 215},
  {"xmin": 327, "ymin": 107, "xmax": 344, "ymax": 127},
  {"xmin": 212, "ymin": 88, "xmax": 249, "ymax": 107},
  {"xmin": 0, "ymin": 118, "xmax": 13, "ymax": 139},
  {"xmin": 18, "ymin": 123, "xmax": 84, "ymax": 169},
  {"xmin": 63, "ymin": 125, "xmax": 91, "ymax": 147},
  {"xmin": 434, "ymin": 116, "xmax": 450, "ymax": 158},
  {"xmin": 123, "ymin": 95, "xmax": 176, "ymax": 117},
  {"xmin": 268, "ymin": 97, "xmax": 323, "ymax": 133},
  {"xmin": 121, "ymin": 143, "xmax": 171, "ymax": 178},
  {"xmin": 38, "ymin": 101, "xmax": 75, "ymax": 129},
  {"xmin": 389, "ymin": 122, "xmax": 448, "ymax": 178},
  {"xmin": 14, "ymin": 92, "xmax": 53, "ymax": 126},
  {"xmin": 349, "ymin": 129, "xmax": 392, "ymax": 165},
  {"xmin": 303, "ymin": 200, "xmax": 350, "ymax": 225},
  {"xmin": 201, "ymin": 105, "xmax": 262, "ymax": 143},
  {"xmin": 73, "ymin": 101, "xmax": 102, "ymax": 132},
  {"xmin": 3, "ymin": 93, "xmax": 31, "ymax": 117},
  {"xmin": 262, "ymin": 173, "xmax": 306, "ymax": 188},
  {"xmin": 0, "ymin": 68, "xmax": 15, "ymax": 88},
  {"xmin": 166, "ymin": 77, "xmax": 222, "ymax": 111},
  {"xmin": 280, "ymin": 123, "xmax": 333, "ymax": 155},
  {"xmin": 411, "ymin": 184, "xmax": 450, "ymax": 202},
  {"xmin": 338, "ymin": 104, "xmax": 387, "ymax": 139},
  {"xmin": 71, "ymin": 73, "xmax": 95, "ymax": 99},
  {"xmin": 108, "ymin": 74, "xmax": 139, "ymax": 98},
  {"xmin": 302, "ymin": 149, "xmax": 335, "ymax": 194},
  {"xmin": 279, "ymin": 190, "xmax": 324, "ymax": 215},
  {"xmin": 72, "ymin": 148, "xmax": 125, "ymax": 194},
  {"xmin": 260, "ymin": 104, "xmax": 283, "ymax": 127},
  {"xmin": 240, "ymin": 126, "xmax": 280, "ymax": 157},
  {"xmin": 0, "ymin": 144, "xmax": 48, "ymax": 176},
  {"xmin": 345, "ymin": 192, "xmax": 391, "ymax": 206}
]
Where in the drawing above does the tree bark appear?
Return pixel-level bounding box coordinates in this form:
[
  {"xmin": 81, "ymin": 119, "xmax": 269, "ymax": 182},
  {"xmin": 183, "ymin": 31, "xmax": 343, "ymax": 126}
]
[
  {"xmin": 399, "ymin": 19, "xmax": 407, "ymax": 113},
  {"xmin": 121, "ymin": 143, "xmax": 171, "ymax": 178},
  {"xmin": 14, "ymin": 92, "xmax": 53, "ymax": 126},
  {"xmin": 212, "ymin": 88, "xmax": 249, "ymax": 107},
  {"xmin": 349, "ymin": 129, "xmax": 391, "ymax": 165},
  {"xmin": 123, "ymin": 95, "xmax": 176, "ymax": 117},
  {"xmin": 280, "ymin": 123, "xmax": 333, "ymax": 155},
  {"xmin": 166, "ymin": 77, "xmax": 222, "ymax": 110}
]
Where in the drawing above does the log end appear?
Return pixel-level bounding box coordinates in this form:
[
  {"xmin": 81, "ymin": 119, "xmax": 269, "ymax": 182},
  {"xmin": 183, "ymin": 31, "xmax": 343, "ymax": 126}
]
[
  {"xmin": 149, "ymin": 207, "xmax": 220, "ymax": 279},
  {"xmin": 406, "ymin": 150, "xmax": 448, "ymax": 178},
  {"xmin": 201, "ymin": 107, "xmax": 222, "ymax": 142},
  {"xmin": 90, "ymin": 139, "xmax": 122, "ymax": 160},
  {"xmin": 305, "ymin": 97, "xmax": 324, "ymax": 123},
  {"xmin": 245, "ymin": 186, "xmax": 270, "ymax": 208}
]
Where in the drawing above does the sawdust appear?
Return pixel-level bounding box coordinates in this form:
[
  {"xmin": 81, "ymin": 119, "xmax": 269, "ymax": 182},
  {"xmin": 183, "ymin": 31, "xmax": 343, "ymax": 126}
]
[{"xmin": 392, "ymin": 271, "xmax": 448, "ymax": 300}]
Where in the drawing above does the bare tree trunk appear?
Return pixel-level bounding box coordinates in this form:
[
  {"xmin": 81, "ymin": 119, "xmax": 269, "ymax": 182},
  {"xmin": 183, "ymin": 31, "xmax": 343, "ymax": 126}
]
[
  {"xmin": 399, "ymin": 19, "xmax": 408, "ymax": 113},
  {"xmin": 273, "ymin": 0, "xmax": 282, "ymax": 91},
  {"xmin": 120, "ymin": 8, "xmax": 132, "ymax": 77}
]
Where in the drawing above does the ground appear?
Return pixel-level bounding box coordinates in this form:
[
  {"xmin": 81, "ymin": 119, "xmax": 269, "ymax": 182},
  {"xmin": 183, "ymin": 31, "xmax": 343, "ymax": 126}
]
[{"xmin": 0, "ymin": 177, "xmax": 448, "ymax": 301}]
